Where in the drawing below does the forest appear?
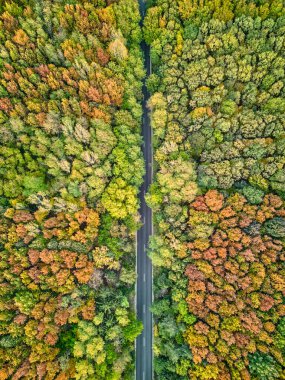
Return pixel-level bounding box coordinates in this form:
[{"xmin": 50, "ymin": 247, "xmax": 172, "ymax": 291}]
[
  {"xmin": 144, "ymin": 0, "xmax": 285, "ymax": 379},
  {"xmin": 0, "ymin": 0, "xmax": 144, "ymax": 379},
  {"xmin": 1, "ymin": 0, "xmax": 285, "ymax": 379}
]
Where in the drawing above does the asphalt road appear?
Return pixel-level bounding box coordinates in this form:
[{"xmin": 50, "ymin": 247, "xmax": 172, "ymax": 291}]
[{"xmin": 136, "ymin": 0, "xmax": 153, "ymax": 378}]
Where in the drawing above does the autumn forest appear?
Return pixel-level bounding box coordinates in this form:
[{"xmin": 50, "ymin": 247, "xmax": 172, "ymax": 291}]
[{"xmin": 0, "ymin": 0, "xmax": 285, "ymax": 379}]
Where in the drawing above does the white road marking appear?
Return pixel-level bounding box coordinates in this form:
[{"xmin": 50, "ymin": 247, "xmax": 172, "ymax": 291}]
[
  {"xmin": 143, "ymin": 337, "xmax": 146, "ymax": 347},
  {"xmin": 143, "ymin": 371, "xmax": 145, "ymax": 380},
  {"xmin": 143, "ymin": 273, "xmax": 146, "ymax": 282},
  {"xmin": 143, "ymin": 304, "xmax": 146, "ymax": 313}
]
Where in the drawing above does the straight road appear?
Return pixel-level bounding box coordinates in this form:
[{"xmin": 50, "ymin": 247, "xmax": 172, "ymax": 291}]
[{"xmin": 136, "ymin": 0, "xmax": 153, "ymax": 378}]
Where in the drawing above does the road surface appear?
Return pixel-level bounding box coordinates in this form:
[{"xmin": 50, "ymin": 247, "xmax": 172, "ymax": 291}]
[{"xmin": 136, "ymin": 0, "xmax": 153, "ymax": 378}]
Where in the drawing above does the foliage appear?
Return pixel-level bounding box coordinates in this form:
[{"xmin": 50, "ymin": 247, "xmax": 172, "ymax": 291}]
[
  {"xmin": 263, "ymin": 217, "xmax": 285, "ymax": 238},
  {"xmin": 101, "ymin": 178, "xmax": 138, "ymax": 219},
  {"xmin": 249, "ymin": 352, "xmax": 282, "ymax": 380},
  {"xmin": 144, "ymin": 0, "xmax": 285, "ymax": 378},
  {"xmin": 185, "ymin": 191, "xmax": 285, "ymax": 379},
  {"xmin": 0, "ymin": 0, "xmax": 144, "ymax": 378},
  {"xmin": 145, "ymin": 2, "xmax": 285, "ymax": 196}
]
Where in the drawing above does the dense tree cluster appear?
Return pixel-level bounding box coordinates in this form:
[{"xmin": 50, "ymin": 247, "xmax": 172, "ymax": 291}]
[
  {"xmin": 0, "ymin": 0, "xmax": 144, "ymax": 204},
  {"xmin": 0, "ymin": 0, "xmax": 144, "ymax": 378},
  {"xmin": 185, "ymin": 191, "xmax": 285, "ymax": 379},
  {"xmin": 145, "ymin": 0, "xmax": 285, "ymax": 378},
  {"xmin": 185, "ymin": 18, "xmax": 285, "ymax": 194}
]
